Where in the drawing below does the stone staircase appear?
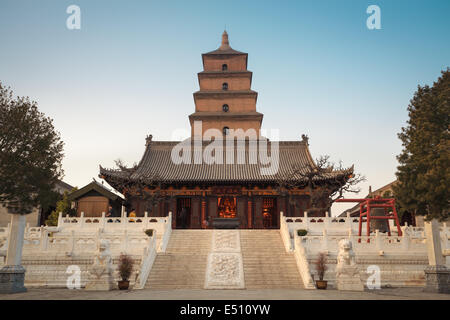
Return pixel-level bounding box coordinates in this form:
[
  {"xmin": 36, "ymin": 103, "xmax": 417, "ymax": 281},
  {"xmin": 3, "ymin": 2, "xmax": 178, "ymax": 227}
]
[
  {"xmin": 240, "ymin": 230, "xmax": 304, "ymax": 289},
  {"xmin": 145, "ymin": 230, "xmax": 212, "ymax": 289},
  {"xmin": 145, "ymin": 229, "xmax": 304, "ymax": 289}
]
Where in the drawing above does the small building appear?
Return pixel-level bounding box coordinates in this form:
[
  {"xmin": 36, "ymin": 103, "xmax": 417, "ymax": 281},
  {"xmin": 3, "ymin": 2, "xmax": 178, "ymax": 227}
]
[{"xmin": 68, "ymin": 181, "xmax": 124, "ymax": 217}]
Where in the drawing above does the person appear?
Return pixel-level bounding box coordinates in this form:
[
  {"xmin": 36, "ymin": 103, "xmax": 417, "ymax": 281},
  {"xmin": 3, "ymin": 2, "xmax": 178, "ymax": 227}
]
[
  {"xmin": 180, "ymin": 207, "xmax": 187, "ymax": 228},
  {"xmin": 106, "ymin": 205, "xmax": 113, "ymax": 217},
  {"xmin": 129, "ymin": 208, "xmax": 136, "ymax": 222}
]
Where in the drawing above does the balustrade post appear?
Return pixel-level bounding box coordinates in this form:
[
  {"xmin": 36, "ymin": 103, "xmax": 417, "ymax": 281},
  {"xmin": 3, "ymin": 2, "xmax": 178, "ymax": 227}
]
[
  {"xmin": 346, "ymin": 213, "xmax": 353, "ymax": 230},
  {"xmin": 80, "ymin": 212, "xmax": 85, "ymax": 228},
  {"xmin": 375, "ymin": 230, "xmax": 382, "ymax": 252},
  {"xmin": 324, "ymin": 215, "xmax": 331, "ymax": 230},
  {"xmin": 101, "ymin": 212, "xmax": 106, "ymax": 229},
  {"xmin": 304, "ymin": 211, "xmax": 309, "ymax": 230},
  {"xmin": 58, "ymin": 212, "xmax": 63, "ymax": 227},
  {"xmin": 168, "ymin": 211, "xmax": 172, "ymax": 233},
  {"xmin": 41, "ymin": 228, "xmax": 49, "ymax": 251},
  {"xmin": 401, "ymin": 226, "xmax": 410, "ymax": 251},
  {"xmin": 280, "ymin": 211, "xmax": 284, "ymax": 230},
  {"xmin": 442, "ymin": 223, "xmax": 449, "ymax": 253},
  {"xmin": 144, "ymin": 212, "xmax": 148, "ymax": 229}
]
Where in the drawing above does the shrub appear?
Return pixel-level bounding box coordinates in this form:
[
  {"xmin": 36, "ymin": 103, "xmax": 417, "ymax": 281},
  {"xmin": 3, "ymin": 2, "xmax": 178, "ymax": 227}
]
[
  {"xmin": 45, "ymin": 188, "xmax": 78, "ymax": 226},
  {"xmin": 118, "ymin": 254, "xmax": 134, "ymax": 281},
  {"xmin": 315, "ymin": 252, "xmax": 328, "ymax": 281},
  {"xmin": 144, "ymin": 229, "xmax": 153, "ymax": 237},
  {"xmin": 297, "ymin": 229, "xmax": 307, "ymax": 236}
]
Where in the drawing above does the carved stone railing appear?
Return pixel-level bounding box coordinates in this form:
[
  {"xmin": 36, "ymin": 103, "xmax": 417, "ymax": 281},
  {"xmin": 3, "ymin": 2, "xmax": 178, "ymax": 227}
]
[
  {"xmin": 282, "ymin": 212, "xmax": 363, "ymax": 236},
  {"xmin": 281, "ymin": 215, "xmax": 449, "ymax": 255},
  {"xmin": 58, "ymin": 211, "xmax": 170, "ymax": 233},
  {"xmin": 134, "ymin": 232, "xmax": 158, "ymax": 289},
  {"xmin": 293, "ymin": 233, "xmax": 316, "ymax": 289},
  {"xmin": 158, "ymin": 212, "xmax": 172, "ymax": 252},
  {"xmin": 19, "ymin": 228, "xmax": 150, "ymax": 256},
  {"xmin": 299, "ymin": 230, "xmax": 429, "ymax": 256},
  {"xmin": 281, "ymin": 216, "xmax": 450, "ymax": 289},
  {"xmin": 279, "ymin": 212, "xmax": 294, "ymax": 252}
]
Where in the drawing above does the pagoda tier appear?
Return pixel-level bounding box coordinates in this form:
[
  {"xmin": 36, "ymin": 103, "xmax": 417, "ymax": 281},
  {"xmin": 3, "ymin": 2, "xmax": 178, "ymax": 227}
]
[{"xmin": 190, "ymin": 31, "xmax": 263, "ymax": 137}]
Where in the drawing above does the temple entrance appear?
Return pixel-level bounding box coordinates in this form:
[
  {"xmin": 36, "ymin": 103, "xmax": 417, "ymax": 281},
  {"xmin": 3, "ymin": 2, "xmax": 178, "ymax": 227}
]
[
  {"xmin": 217, "ymin": 197, "xmax": 237, "ymax": 218},
  {"xmin": 176, "ymin": 198, "xmax": 191, "ymax": 229},
  {"xmin": 213, "ymin": 196, "xmax": 239, "ymax": 228},
  {"xmin": 262, "ymin": 197, "xmax": 277, "ymax": 229}
]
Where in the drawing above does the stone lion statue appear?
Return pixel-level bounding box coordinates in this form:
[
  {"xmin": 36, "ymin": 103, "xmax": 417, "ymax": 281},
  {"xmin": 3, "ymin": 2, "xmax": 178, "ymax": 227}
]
[
  {"xmin": 335, "ymin": 239, "xmax": 363, "ymax": 291},
  {"xmin": 85, "ymin": 239, "xmax": 114, "ymax": 290},
  {"xmin": 90, "ymin": 240, "xmax": 113, "ymax": 278},
  {"xmin": 337, "ymin": 239, "xmax": 356, "ymax": 268}
]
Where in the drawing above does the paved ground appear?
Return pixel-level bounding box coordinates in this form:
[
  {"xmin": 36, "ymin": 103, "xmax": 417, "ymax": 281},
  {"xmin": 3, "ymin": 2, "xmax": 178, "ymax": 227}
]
[{"xmin": 0, "ymin": 287, "xmax": 449, "ymax": 300}]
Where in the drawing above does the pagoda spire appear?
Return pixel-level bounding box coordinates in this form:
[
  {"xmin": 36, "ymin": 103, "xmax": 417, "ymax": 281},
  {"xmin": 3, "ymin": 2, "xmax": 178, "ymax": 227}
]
[{"xmin": 219, "ymin": 30, "xmax": 231, "ymax": 50}]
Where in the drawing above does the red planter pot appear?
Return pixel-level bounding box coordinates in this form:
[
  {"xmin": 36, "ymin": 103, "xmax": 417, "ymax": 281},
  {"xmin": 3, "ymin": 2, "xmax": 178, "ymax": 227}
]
[
  {"xmin": 118, "ymin": 280, "xmax": 130, "ymax": 290},
  {"xmin": 315, "ymin": 280, "xmax": 328, "ymax": 290}
]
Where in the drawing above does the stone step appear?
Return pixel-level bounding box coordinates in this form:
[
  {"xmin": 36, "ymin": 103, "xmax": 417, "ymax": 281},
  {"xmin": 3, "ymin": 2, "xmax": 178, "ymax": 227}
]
[
  {"xmin": 145, "ymin": 229, "xmax": 304, "ymax": 289},
  {"xmin": 145, "ymin": 230, "xmax": 211, "ymax": 289},
  {"xmin": 240, "ymin": 231, "xmax": 304, "ymax": 289}
]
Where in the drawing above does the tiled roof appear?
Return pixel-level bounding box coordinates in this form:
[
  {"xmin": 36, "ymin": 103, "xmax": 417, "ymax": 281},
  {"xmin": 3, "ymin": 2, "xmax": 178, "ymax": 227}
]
[
  {"xmin": 68, "ymin": 181, "xmax": 124, "ymax": 201},
  {"xmin": 100, "ymin": 140, "xmax": 353, "ymax": 185},
  {"xmin": 203, "ymin": 48, "xmax": 247, "ymax": 55}
]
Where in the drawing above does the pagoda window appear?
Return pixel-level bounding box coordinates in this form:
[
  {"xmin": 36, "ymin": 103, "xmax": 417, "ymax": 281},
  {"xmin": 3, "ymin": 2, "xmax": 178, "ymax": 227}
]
[
  {"xmin": 222, "ymin": 82, "xmax": 228, "ymax": 90},
  {"xmin": 222, "ymin": 104, "xmax": 229, "ymax": 112},
  {"xmin": 222, "ymin": 64, "xmax": 228, "ymax": 71},
  {"xmin": 223, "ymin": 126, "xmax": 230, "ymax": 135}
]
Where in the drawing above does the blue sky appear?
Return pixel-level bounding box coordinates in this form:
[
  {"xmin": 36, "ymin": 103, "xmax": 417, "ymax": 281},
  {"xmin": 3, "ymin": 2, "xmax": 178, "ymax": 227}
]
[{"xmin": 1, "ymin": 0, "xmax": 449, "ymax": 215}]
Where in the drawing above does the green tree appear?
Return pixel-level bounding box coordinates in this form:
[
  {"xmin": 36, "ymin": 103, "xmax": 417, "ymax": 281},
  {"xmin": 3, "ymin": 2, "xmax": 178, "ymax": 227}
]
[
  {"xmin": 45, "ymin": 188, "xmax": 78, "ymax": 226},
  {"xmin": 0, "ymin": 82, "xmax": 64, "ymax": 214},
  {"xmin": 393, "ymin": 69, "xmax": 450, "ymax": 221}
]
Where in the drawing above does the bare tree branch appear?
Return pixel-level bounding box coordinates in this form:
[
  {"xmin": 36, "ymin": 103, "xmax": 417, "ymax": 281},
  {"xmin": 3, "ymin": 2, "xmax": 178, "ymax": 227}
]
[{"xmin": 276, "ymin": 155, "xmax": 365, "ymax": 215}]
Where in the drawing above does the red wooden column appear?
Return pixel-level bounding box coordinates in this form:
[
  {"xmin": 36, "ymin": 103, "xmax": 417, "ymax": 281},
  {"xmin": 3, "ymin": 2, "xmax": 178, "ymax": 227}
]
[
  {"xmin": 201, "ymin": 198, "xmax": 206, "ymax": 228},
  {"xmin": 170, "ymin": 197, "xmax": 177, "ymax": 229},
  {"xmin": 247, "ymin": 195, "xmax": 253, "ymax": 229}
]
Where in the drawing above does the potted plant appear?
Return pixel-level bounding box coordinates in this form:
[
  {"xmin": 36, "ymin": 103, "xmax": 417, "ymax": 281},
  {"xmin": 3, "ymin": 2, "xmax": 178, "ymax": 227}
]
[
  {"xmin": 144, "ymin": 229, "xmax": 153, "ymax": 237},
  {"xmin": 297, "ymin": 229, "xmax": 308, "ymax": 236},
  {"xmin": 314, "ymin": 252, "xmax": 328, "ymax": 289},
  {"xmin": 117, "ymin": 254, "xmax": 134, "ymax": 290}
]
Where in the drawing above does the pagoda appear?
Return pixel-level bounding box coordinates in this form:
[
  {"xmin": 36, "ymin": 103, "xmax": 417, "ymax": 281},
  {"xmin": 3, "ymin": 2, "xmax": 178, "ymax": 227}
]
[{"xmin": 189, "ymin": 31, "xmax": 263, "ymax": 137}]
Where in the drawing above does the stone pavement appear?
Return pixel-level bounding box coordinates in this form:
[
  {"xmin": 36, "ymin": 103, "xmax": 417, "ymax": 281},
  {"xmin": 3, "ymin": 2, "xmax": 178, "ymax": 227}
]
[{"xmin": 0, "ymin": 287, "xmax": 449, "ymax": 300}]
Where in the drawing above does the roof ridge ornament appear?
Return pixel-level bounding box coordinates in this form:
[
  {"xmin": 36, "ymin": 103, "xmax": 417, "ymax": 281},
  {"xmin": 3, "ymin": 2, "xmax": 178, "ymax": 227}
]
[
  {"xmin": 145, "ymin": 134, "xmax": 153, "ymax": 146},
  {"xmin": 301, "ymin": 134, "xmax": 309, "ymax": 145}
]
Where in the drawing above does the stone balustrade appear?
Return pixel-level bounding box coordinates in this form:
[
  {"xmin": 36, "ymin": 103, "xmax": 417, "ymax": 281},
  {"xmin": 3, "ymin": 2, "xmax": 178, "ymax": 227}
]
[
  {"xmin": 134, "ymin": 234, "xmax": 158, "ymax": 289},
  {"xmin": 57, "ymin": 212, "xmax": 170, "ymax": 235},
  {"xmin": 280, "ymin": 212, "xmax": 450, "ymax": 288},
  {"xmin": 0, "ymin": 212, "xmax": 173, "ymax": 289},
  {"xmin": 281, "ymin": 212, "xmax": 448, "ymax": 248}
]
